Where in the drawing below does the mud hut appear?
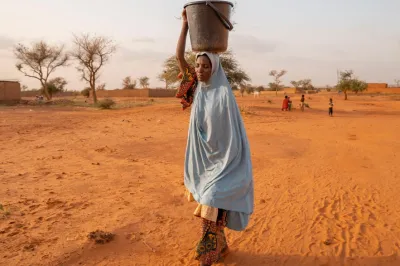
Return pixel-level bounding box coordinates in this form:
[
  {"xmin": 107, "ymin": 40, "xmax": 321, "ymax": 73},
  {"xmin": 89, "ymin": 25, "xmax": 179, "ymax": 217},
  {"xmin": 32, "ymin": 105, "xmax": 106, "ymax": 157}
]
[{"xmin": 0, "ymin": 80, "xmax": 21, "ymax": 102}]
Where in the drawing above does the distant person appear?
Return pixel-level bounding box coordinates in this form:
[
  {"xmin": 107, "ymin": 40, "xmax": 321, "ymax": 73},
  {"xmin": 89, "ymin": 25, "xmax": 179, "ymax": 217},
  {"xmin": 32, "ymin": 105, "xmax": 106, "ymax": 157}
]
[
  {"xmin": 300, "ymin": 95, "xmax": 305, "ymax": 111},
  {"xmin": 329, "ymin": 98, "xmax": 334, "ymax": 117},
  {"xmin": 282, "ymin": 96, "xmax": 289, "ymax": 111},
  {"xmin": 288, "ymin": 96, "xmax": 292, "ymax": 111},
  {"xmin": 176, "ymin": 9, "xmax": 254, "ymax": 266}
]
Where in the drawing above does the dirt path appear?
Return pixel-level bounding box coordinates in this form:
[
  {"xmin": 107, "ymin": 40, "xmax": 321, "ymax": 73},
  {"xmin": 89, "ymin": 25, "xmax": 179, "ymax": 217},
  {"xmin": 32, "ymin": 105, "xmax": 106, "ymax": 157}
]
[{"xmin": 1, "ymin": 95, "xmax": 399, "ymax": 266}]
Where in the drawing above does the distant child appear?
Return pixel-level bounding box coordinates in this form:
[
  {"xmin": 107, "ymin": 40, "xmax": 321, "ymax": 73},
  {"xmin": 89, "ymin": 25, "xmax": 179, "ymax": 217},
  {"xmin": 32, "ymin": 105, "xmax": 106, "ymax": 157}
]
[
  {"xmin": 300, "ymin": 95, "xmax": 305, "ymax": 111},
  {"xmin": 329, "ymin": 98, "xmax": 334, "ymax": 116},
  {"xmin": 288, "ymin": 97, "xmax": 292, "ymax": 111}
]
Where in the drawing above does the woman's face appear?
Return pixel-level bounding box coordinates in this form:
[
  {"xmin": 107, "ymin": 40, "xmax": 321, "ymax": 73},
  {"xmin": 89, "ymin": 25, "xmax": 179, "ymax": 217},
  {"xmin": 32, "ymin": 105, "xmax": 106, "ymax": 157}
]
[{"xmin": 195, "ymin": 55, "xmax": 212, "ymax": 82}]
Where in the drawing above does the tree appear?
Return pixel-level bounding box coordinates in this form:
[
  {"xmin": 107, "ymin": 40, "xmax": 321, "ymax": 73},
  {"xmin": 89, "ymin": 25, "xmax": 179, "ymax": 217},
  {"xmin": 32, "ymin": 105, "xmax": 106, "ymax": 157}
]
[
  {"xmin": 97, "ymin": 83, "xmax": 106, "ymax": 91},
  {"xmin": 71, "ymin": 34, "xmax": 116, "ymax": 104},
  {"xmin": 139, "ymin": 76, "xmax": 150, "ymax": 88},
  {"xmin": 45, "ymin": 77, "xmax": 67, "ymax": 97},
  {"xmin": 394, "ymin": 79, "xmax": 400, "ymax": 87},
  {"xmin": 245, "ymin": 85, "xmax": 255, "ymax": 95},
  {"xmin": 159, "ymin": 71, "xmax": 169, "ymax": 89},
  {"xmin": 14, "ymin": 41, "xmax": 69, "ymax": 100},
  {"xmin": 81, "ymin": 87, "xmax": 91, "ymax": 98},
  {"xmin": 325, "ymin": 85, "xmax": 332, "ymax": 92},
  {"xmin": 256, "ymin": 86, "xmax": 265, "ymax": 92},
  {"xmin": 269, "ymin": 70, "xmax": 287, "ymax": 95},
  {"xmin": 351, "ymin": 79, "xmax": 368, "ymax": 94},
  {"xmin": 291, "ymin": 79, "xmax": 314, "ymax": 92},
  {"xmin": 159, "ymin": 50, "xmax": 250, "ymax": 89},
  {"xmin": 239, "ymin": 84, "xmax": 246, "ymax": 97},
  {"xmin": 336, "ymin": 70, "xmax": 367, "ymax": 100},
  {"xmin": 122, "ymin": 76, "xmax": 137, "ymax": 89},
  {"xmin": 22, "ymin": 85, "xmax": 28, "ymax": 91}
]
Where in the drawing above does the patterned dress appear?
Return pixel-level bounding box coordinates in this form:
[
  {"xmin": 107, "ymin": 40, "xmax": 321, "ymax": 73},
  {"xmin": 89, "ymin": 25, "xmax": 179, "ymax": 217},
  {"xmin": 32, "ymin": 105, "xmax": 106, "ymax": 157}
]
[
  {"xmin": 176, "ymin": 66, "xmax": 198, "ymax": 110},
  {"xmin": 179, "ymin": 67, "xmax": 229, "ymax": 265}
]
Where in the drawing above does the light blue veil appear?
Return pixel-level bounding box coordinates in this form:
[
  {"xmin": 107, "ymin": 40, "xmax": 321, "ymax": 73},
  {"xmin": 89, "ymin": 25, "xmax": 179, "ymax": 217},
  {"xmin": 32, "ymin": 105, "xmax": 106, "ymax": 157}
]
[{"xmin": 184, "ymin": 52, "xmax": 254, "ymax": 231}]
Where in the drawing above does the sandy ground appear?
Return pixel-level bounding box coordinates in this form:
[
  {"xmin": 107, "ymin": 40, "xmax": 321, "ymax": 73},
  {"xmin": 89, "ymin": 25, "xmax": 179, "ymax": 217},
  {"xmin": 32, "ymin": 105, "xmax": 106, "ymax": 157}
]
[{"xmin": 1, "ymin": 93, "xmax": 400, "ymax": 266}]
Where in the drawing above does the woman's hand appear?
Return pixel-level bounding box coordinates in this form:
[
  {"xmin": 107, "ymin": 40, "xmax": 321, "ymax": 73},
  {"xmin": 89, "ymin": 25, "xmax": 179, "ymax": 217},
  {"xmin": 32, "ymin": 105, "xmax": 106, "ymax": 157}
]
[{"xmin": 182, "ymin": 9, "xmax": 188, "ymax": 24}]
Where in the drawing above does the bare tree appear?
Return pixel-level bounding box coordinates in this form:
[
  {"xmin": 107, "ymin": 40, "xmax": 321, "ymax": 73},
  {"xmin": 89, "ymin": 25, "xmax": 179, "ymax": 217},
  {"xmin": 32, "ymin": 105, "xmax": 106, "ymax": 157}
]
[
  {"xmin": 22, "ymin": 85, "xmax": 28, "ymax": 91},
  {"xmin": 14, "ymin": 41, "xmax": 69, "ymax": 100},
  {"xmin": 71, "ymin": 34, "xmax": 116, "ymax": 104},
  {"xmin": 394, "ymin": 79, "xmax": 400, "ymax": 87},
  {"xmin": 122, "ymin": 76, "xmax": 137, "ymax": 89},
  {"xmin": 97, "ymin": 83, "xmax": 106, "ymax": 91},
  {"xmin": 139, "ymin": 76, "xmax": 150, "ymax": 88},
  {"xmin": 269, "ymin": 70, "xmax": 287, "ymax": 95}
]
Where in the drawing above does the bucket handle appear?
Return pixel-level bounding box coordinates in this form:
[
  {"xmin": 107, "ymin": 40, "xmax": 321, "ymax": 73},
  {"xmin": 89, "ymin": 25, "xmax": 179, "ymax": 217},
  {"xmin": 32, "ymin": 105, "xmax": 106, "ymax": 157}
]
[{"xmin": 206, "ymin": 1, "xmax": 234, "ymax": 31}]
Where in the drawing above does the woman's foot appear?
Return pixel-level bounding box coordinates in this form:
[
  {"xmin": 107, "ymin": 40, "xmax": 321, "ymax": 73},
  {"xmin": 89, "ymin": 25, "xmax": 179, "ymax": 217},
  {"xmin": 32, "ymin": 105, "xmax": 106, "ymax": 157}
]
[{"xmin": 221, "ymin": 247, "xmax": 230, "ymax": 257}]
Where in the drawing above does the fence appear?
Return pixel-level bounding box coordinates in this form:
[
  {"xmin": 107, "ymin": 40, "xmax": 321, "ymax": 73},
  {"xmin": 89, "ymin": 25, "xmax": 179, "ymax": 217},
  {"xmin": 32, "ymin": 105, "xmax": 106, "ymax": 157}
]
[
  {"xmin": 21, "ymin": 91, "xmax": 78, "ymax": 97},
  {"xmin": 95, "ymin": 89, "xmax": 177, "ymax": 98}
]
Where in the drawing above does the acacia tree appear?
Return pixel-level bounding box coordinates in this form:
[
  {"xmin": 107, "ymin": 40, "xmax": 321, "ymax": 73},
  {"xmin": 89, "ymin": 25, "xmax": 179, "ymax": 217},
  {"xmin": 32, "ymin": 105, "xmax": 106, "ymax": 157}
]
[
  {"xmin": 122, "ymin": 76, "xmax": 137, "ymax": 89},
  {"xmin": 291, "ymin": 79, "xmax": 314, "ymax": 92},
  {"xmin": 159, "ymin": 50, "xmax": 250, "ymax": 89},
  {"xmin": 139, "ymin": 76, "xmax": 150, "ymax": 88},
  {"xmin": 269, "ymin": 70, "xmax": 287, "ymax": 95},
  {"xmin": 14, "ymin": 41, "xmax": 69, "ymax": 100},
  {"xmin": 336, "ymin": 70, "xmax": 367, "ymax": 100},
  {"xmin": 71, "ymin": 34, "xmax": 116, "ymax": 104},
  {"xmin": 45, "ymin": 77, "xmax": 67, "ymax": 97}
]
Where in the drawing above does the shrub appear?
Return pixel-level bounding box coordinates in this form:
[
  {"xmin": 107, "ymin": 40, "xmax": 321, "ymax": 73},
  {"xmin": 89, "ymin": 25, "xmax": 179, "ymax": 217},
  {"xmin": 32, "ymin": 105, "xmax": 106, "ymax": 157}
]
[
  {"xmin": 81, "ymin": 87, "xmax": 91, "ymax": 97},
  {"xmin": 98, "ymin": 98, "xmax": 116, "ymax": 109}
]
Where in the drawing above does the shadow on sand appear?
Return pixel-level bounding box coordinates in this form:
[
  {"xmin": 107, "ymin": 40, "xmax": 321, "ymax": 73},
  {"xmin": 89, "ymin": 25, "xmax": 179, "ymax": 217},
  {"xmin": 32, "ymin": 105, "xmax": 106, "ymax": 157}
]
[
  {"xmin": 54, "ymin": 230, "xmax": 400, "ymax": 266},
  {"xmin": 223, "ymin": 250, "xmax": 399, "ymax": 266}
]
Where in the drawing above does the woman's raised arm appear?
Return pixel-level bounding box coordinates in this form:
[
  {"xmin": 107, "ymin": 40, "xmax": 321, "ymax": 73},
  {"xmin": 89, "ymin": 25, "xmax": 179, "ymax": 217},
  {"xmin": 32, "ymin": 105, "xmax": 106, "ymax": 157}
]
[{"xmin": 176, "ymin": 9, "xmax": 189, "ymax": 73}]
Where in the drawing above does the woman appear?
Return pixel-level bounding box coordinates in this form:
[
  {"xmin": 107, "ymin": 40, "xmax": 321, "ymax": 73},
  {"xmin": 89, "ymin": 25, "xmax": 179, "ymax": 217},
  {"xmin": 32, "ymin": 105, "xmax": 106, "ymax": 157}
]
[{"xmin": 176, "ymin": 10, "xmax": 254, "ymax": 266}]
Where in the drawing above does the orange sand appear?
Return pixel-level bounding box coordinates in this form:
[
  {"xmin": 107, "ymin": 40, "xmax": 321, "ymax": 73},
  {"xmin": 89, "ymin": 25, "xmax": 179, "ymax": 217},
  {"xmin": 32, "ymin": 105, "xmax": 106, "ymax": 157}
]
[{"xmin": 1, "ymin": 93, "xmax": 400, "ymax": 266}]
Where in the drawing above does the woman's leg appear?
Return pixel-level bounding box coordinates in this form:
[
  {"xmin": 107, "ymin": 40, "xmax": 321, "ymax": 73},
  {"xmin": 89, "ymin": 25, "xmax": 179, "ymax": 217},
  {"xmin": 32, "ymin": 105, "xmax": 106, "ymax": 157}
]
[{"xmin": 195, "ymin": 210, "xmax": 228, "ymax": 265}]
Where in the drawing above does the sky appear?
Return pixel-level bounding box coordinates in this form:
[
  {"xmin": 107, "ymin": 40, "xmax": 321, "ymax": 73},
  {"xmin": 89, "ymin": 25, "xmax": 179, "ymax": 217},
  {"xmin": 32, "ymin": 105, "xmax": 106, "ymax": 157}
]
[{"xmin": 1, "ymin": 0, "xmax": 400, "ymax": 90}]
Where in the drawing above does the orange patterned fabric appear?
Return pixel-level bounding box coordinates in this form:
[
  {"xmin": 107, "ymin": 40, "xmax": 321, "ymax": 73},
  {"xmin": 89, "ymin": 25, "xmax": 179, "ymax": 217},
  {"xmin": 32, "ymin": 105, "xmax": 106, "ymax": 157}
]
[
  {"xmin": 176, "ymin": 66, "xmax": 198, "ymax": 110},
  {"xmin": 195, "ymin": 210, "xmax": 229, "ymax": 264}
]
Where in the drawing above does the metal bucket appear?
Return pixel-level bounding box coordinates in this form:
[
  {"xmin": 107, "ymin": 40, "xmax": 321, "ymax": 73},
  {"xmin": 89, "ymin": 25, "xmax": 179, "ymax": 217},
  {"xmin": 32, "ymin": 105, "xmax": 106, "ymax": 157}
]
[{"xmin": 184, "ymin": 1, "xmax": 234, "ymax": 53}]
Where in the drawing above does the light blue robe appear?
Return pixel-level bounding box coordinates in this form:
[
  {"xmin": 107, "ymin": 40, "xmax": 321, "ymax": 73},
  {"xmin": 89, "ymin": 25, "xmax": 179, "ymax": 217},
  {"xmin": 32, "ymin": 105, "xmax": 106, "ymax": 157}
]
[{"xmin": 184, "ymin": 52, "xmax": 254, "ymax": 231}]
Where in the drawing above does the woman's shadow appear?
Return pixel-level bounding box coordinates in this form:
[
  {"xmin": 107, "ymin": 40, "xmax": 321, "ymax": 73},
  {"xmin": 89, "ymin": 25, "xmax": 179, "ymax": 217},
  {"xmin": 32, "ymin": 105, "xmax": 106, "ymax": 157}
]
[{"xmin": 222, "ymin": 250, "xmax": 399, "ymax": 266}]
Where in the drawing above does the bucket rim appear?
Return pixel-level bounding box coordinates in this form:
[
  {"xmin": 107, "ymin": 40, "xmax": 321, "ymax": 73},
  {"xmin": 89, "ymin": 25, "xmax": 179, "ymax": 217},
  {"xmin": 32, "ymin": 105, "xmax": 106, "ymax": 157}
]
[{"xmin": 184, "ymin": 1, "xmax": 234, "ymax": 8}]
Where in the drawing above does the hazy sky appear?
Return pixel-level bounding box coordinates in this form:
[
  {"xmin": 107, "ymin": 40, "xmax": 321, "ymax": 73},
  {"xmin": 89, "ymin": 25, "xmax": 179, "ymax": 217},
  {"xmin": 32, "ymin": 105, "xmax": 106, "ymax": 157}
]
[{"xmin": 1, "ymin": 0, "xmax": 400, "ymax": 90}]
